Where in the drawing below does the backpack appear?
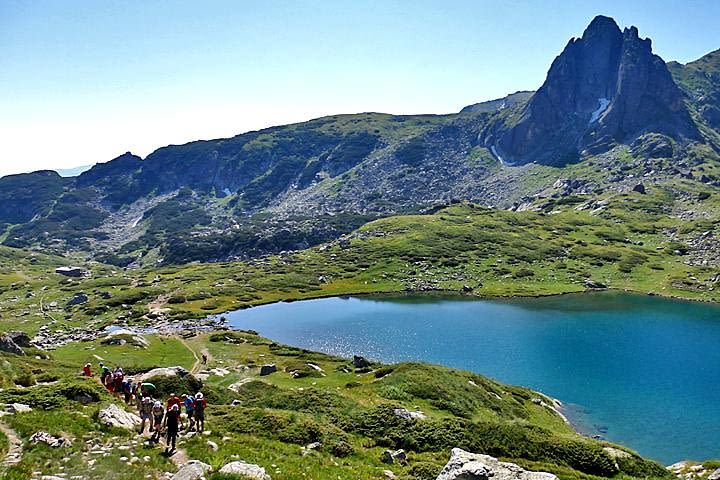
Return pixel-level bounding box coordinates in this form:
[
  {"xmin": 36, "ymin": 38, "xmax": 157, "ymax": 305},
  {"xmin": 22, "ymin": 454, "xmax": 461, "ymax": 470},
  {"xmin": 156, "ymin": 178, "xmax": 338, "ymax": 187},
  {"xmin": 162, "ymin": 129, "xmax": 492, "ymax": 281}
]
[{"xmin": 141, "ymin": 397, "xmax": 154, "ymax": 414}]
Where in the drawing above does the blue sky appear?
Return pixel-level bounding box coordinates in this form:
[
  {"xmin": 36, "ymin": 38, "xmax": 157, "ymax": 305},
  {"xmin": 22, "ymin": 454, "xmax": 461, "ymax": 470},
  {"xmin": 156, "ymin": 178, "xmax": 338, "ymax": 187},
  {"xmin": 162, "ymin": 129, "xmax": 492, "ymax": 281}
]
[{"xmin": 1, "ymin": 0, "xmax": 719, "ymax": 176}]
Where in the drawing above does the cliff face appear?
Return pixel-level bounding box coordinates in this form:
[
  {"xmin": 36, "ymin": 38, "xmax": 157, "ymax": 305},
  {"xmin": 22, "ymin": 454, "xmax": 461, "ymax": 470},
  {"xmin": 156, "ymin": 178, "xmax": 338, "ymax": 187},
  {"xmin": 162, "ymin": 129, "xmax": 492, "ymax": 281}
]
[{"xmin": 492, "ymin": 16, "xmax": 699, "ymax": 165}]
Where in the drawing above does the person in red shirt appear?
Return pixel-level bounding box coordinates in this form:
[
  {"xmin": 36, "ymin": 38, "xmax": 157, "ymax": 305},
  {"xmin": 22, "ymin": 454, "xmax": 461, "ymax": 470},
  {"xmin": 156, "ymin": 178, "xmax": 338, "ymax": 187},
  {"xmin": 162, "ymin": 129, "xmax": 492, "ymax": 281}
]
[
  {"xmin": 166, "ymin": 393, "xmax": 181, "ymax": 413},
  {"xmin": 82, "ymin": 363, "xmax": 92, "ymax": 377}
]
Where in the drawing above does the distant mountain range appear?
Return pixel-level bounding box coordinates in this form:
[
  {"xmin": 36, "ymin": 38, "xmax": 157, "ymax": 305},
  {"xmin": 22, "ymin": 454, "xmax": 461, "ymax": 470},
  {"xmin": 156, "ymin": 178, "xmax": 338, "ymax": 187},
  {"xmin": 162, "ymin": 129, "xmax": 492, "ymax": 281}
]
[{"xmin": 1, "ymin": 16, "xmax": 718, "ymax": 265}]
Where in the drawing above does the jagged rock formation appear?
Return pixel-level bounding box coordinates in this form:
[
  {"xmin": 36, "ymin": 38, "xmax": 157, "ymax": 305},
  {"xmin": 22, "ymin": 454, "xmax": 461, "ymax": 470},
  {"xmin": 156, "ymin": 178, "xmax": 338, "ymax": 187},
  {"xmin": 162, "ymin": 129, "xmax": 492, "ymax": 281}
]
[{"xmin": 490, "ymin": 15, "xmax": 699, "ymax": 165}]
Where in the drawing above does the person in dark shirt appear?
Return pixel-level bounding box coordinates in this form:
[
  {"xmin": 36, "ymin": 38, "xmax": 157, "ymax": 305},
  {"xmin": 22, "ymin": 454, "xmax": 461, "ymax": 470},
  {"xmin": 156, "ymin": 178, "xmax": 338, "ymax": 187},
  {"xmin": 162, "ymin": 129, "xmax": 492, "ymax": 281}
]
[
  {"xmin": 165, "ymin": 403, "xmax": 180, "ymax": 453},
  {"xmin": 194, "ymin": 392, "xmax": 207, "ymax": 433}
]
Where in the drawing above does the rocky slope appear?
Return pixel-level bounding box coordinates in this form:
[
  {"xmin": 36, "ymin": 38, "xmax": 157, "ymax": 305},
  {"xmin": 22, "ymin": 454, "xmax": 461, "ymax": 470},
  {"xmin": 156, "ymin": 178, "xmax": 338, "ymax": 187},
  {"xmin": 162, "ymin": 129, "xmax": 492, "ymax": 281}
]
[{"xmin": 0, "ymin": 16, "xmax": 718, "ymax": 265}]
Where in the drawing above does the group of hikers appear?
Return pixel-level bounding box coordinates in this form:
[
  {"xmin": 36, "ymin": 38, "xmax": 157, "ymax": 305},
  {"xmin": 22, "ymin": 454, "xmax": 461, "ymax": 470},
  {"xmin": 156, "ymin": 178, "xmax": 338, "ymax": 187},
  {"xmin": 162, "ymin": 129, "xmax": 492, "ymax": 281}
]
[
  {"xmin": 137, "ymin": 391, "xmax": 207, "ymax": 452},
  {"xmin": 82, "ymin": 362, "xmax": 208, "ymax": 453}
]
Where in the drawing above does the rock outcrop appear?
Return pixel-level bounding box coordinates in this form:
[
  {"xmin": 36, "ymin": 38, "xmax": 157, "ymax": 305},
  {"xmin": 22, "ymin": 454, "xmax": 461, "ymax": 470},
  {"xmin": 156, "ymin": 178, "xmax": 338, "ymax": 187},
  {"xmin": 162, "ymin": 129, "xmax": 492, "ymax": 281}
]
[
  {"xmin": 97, "ymin": 404, "xmax": 142, "ymax": 430},
  {"xmin": 140, "ymin": 366, "xmax": 190, "ymax": 382},
  {"xmin": 259, "ymin": 364, "xmax": 277, "ymax": 376},
  {"xmin": 219, "ymin": 461, "xmax": 272, "ymax": 480},
  {"xmin": 100, "ymin": 329, "xmax": 149, "ymax": 348},
  {"xmin": 436, "ymin": 448, "xmax": 558, "ymax": 480},
  {"xmin": 0, "ymin": 334, "xmax": 25, "ymax": 356},
  {"xmin": 30, "ymin": 431, "xmax": 69, "ymax": 448},
  {"xmin": 490, "ymin": 15, "xmax": 698, "ymax": 166}
]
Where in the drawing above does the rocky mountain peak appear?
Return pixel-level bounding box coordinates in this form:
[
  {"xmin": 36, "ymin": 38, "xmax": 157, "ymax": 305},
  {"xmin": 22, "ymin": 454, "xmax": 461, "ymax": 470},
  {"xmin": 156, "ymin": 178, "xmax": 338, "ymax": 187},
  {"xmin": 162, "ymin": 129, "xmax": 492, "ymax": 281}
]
[{"xmin": 490, "ymin": 16, "xmax": 698, "ymax": 166}]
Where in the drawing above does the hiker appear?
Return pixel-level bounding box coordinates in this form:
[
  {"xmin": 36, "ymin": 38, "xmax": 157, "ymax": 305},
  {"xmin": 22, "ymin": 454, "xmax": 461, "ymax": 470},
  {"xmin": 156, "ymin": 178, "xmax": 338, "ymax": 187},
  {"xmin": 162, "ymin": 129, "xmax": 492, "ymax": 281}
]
[
  {"xmin": 138, "ymin": 395, "xmax": 154, "ymax": 435},
  {"xmin": 194, "ymin": 392, "xmax": 206, "ymax": 433},
  {"xmin": 99, "ymin": 363, "xmax": 110, "ymax": 385},
  {"xmin": 111, "ymin": 367, "xmax": 124, "ymax": 394},
  {"xmin": 166, "ymin": 392, "xmax": 181, "ymax": 410},
  {"xmin": 201, "ymin": 353, "xmax": 207, "ymax": 365},
  {"xmin": 182, "ymin": 394, "xmax": 196, "ymax": 431},
  {"xmin": 131, "ymin": 382, "xmax": 142, "ymax": 405},
  {"xmin": 151, "ymin": 400, "xmax": 165, "ymax": 442},
  {"xmin": 122, "ymin": 378, "xmax": 134, "ymax": 404},
  {"xmin": 165, "ymin": 404, "xmax": 180, "ymax": 453},
  {"xmin": 82, "ymin": 363, "xmax": 92, "ymax": 377}
]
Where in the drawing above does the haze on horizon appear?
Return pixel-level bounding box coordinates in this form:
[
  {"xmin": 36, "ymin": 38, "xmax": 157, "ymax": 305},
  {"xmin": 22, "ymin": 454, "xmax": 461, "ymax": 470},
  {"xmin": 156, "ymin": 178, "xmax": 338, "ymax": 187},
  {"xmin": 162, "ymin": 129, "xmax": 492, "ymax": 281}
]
[{"xmin": 1, "ymin": 0, "xmax": 719, "ymax": 177}]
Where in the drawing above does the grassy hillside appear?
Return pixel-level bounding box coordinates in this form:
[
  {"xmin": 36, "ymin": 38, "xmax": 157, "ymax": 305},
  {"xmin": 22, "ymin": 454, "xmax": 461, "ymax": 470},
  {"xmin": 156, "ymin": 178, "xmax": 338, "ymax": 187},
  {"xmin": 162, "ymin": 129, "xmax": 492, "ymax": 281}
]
[
  {"xmin": 0, "ymin": 180, "xmax": 718, "ymax": 340},
  {"xmin": 0, "ymin": 331, "xmax": 669, "ymax": 480}
]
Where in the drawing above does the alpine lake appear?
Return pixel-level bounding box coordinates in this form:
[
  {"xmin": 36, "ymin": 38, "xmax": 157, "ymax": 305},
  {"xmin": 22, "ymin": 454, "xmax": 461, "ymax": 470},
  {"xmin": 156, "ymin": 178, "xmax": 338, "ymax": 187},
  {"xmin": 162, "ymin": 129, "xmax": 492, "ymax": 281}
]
[{"xmin": 220, "ymin": 290, "xmax": 720, "ymax": 464}]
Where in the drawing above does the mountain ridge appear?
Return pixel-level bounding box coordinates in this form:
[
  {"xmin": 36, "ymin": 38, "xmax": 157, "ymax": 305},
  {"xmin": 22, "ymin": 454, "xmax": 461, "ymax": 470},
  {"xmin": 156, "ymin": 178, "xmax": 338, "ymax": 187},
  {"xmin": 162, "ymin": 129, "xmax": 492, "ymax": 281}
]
[{"xmin": 1, "ymin": 15, "xmax": 718, "ymax": 265}]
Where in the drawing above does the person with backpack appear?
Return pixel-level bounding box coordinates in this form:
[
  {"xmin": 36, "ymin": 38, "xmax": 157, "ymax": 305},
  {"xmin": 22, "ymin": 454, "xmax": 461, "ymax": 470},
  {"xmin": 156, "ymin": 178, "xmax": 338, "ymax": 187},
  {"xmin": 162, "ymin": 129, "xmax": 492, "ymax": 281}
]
[
  {"xmin": 165, "ymin": 404, "xmax": 180, "ymax": 453},
  {"xmin": 138, "ymin": 395, "xmax": 154, "ymax": 435},
  {"xmin": 182, "ymin": 394, "xmax": 196, "ymax": 431},
  {"xmin": 99, "ymin": 363, "xmax": 110, "ymax": 386},
  {"xmin": 122, "ymin": 378, "xmax": 134, "ymax": 404},
  {"xmin": 151, "ymin": 400, "xmax": 165, "ymax": 442},
  {"xmin": 194, "ymin": 392, "xmax": 206, "ymax": 433}
]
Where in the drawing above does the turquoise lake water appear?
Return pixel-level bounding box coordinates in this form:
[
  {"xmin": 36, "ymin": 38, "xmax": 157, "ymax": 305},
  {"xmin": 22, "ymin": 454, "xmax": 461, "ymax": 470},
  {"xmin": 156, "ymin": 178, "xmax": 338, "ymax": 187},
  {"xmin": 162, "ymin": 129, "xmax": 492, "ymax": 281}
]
[{"xmin": 223, "ymin": 291, "xmax": 720, "ymax": 464}]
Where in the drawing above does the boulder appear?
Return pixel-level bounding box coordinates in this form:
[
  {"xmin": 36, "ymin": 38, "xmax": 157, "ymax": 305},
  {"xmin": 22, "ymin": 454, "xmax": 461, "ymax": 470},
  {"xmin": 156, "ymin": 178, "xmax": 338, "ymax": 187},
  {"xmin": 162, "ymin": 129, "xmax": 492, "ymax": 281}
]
[
  {"xmin": 98, "ymin": 404, "xmax": 142, "ymax": 430},
  {"xmin": 7, "ymin": 331, "xmax": 31, "ymax": 348},
  {"xmin": 259, "ymin": 364, "xmax": 277, "ymax": 376},
  {"xmin": 382, "ymin": 449, "xmax": 407, "ymax": 465},
  {"xmin": 173, "ymin": 460, "xmax": 212, "ymax": 480},
  {"xmin": 632, "ymin": 183, "xmax": 646, "ymax": 195},
  {"xmin": 584, "ymin": 279, "xmax": 607, "ymax": 289},
  {"xmin": 301, "ymin": 441, "xmax": 322, "ymax": 456},
  {"xmin": 394, "ymin": 407, "xmax": 427, "ymax": 421},
  {"xmin": 219, "ymin": 461, "xmax": 271, "ymax": 480},
  {"xmin": 708, "ymin": 468, "xmax": 720, "ymax": 480},
  {"xmin": 436, "ymin": 448, "xmax": 558, "ymax": 480},
  {"xmin": 353, "ymin": 355, "xmax": 371, "ymax": 368},
  {"xmin": 140, "ymin": 366, "xmax": 190, "ymax": 382},
  {"xmin": 100, "ymin": 329, "xmax": 149, "ymax": 348},
  {"xmin": 66, "ymin": 292, "xmax": 89, "ymax": 306},
  {"xmin": 30, "ymin": 431, "xmax": 69, "ymax": 448},
  {"xmin": 0, "ymin": 334, "xmax": 25, "ymax": 356},
  {"xmin": 228, "ymin": 378, "xmax": 255, "ymax": 392},
  {"xmin": 5, "ymin": 403, "xmax": 32, "ymax": 414}
]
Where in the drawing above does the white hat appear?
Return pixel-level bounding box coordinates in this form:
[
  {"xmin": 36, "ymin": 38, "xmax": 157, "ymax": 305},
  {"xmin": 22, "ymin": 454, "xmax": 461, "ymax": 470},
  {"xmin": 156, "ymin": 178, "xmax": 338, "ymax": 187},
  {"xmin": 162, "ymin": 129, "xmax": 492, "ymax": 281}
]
[{"xmin": 196, "ymin": 392, "xmax": 203, "ymax": 399}]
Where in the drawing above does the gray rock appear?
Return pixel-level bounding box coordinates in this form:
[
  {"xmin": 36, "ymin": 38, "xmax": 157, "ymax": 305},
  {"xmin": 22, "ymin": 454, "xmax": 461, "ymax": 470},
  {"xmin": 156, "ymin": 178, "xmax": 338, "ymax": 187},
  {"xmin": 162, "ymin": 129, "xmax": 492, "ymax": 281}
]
[
  {"xmin": 0, "ymin": 334, "xmax": 25, "ymax": 356},
  {"xmin": 140, "ymin": 366, "xmax": 190, "ymax": 382},
  {"xmin": 393, "ymin": 408, "xmax": 426, "ymax": 421},
  {"xmin": 708, "ymin": 468, "xmax": 720, "ymax": 480},
  {"xmin": 584, "ymin": 279, "xmax": 607, "ymax": 289},
  {"xmin": 382, "ymin": 449, "xmax": 407, "ymax": 465},
  {"xmin": 66, "ymin": 292, "xmax": 89, "ymax": 306},
  {"xmin": 436, "ymin": 448, "xmax": 559, "ymax": 480},
  {"xmin": 5, "ymin": 403, "xmax": 32, "ymax": 414},
  {"xmin": 7, "ymin": 331, "xmax": 31, "ymax": 348},
  {"xmin": 632, "ymin": 183, "xmax": 646, "ymax": 194},
  {"xmin": 98, "ymin": 404, "xmax": 142, "ymax": 430},
  {"xmin": 219, "ymin": 461, "xmax": 271, "ymax": 480},
  {"xmin": 259, "ymin": 364, "xmax": 277, "ymax": 376},
  {"xmin": 30, "ymin": 431, "xmax": 69, "ymax": 448},
  {"xmin": 173, "ymin": 460, "xmax": 212, "ymax": 480},
  {"xmin": 353, "ymin": 355, "xmax": 371, "ymax": 368}
]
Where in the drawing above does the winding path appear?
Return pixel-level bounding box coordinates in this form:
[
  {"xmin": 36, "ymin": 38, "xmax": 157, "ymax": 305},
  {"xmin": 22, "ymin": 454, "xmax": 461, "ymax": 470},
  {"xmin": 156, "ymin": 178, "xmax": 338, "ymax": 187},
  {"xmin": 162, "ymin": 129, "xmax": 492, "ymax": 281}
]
[
  {"xmin": 176, "ymin": 336, "xmax": 212, "ymax": 374},
  {"xmin": 0, "ymin": 420, "xmax": 23, "ymax": 467}
]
